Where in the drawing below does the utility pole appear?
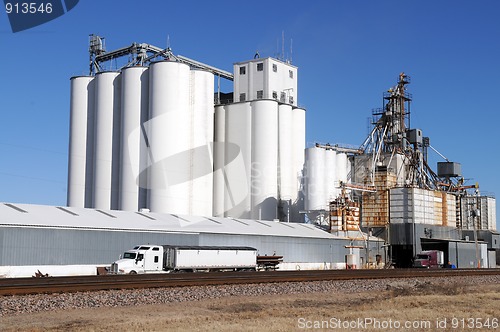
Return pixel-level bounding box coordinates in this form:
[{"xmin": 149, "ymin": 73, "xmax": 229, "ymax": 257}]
[{"xmin": 473, "ymin": 188, "xmax": 481, "ymax": 268}]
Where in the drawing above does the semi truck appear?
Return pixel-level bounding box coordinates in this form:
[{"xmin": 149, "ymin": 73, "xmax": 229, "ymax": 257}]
[
  {"xmin": 413, "ymin": 250, "xmax": 444, "ymax": 268},
  {"xmin": 110, "ymin": 245, "xmax": 260, "ymax": 274}
]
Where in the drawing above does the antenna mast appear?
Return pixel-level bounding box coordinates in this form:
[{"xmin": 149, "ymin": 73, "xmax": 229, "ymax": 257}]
[{"xmin": 282, "ymin": 30, "xmax": 285, "ymax": 61}]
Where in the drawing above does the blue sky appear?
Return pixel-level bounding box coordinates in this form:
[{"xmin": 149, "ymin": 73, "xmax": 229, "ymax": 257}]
[{"xmin": 0, "ymin": 1, "xmax": 499, "ymax": 225}]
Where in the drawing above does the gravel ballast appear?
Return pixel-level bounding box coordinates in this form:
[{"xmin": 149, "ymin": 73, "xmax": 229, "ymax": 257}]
[{"xmin": 1, "ymin": 275, "xmax": 499, "ymax": 316}]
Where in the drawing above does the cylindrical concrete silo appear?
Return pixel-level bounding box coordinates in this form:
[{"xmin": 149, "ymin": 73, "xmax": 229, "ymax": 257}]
[
  {"xmin": 67, "ymin": 76, "xmax": 94, "ymax": 208},
  {"xmin": 336, "ymin": 152, "xmax": 348, "ymax": 185},
  {"xmin": 325, "ymin": 149, "xmax": 337, "ymax": 202},
  {"xmin": 291, "ymin": 107, "xmax": 306, "ymax": 220},
  {"xmin": 251, "ymin": 100, "xmax": 278, "ymax": 220},
  {"xmin": 119, "ymin": 66, "xmax": 148, "ymax": 211},
  {"xmin": 278, "ymin": 104, "xmax": 293, "ymax": 201},
  {"xmin": 148, "ymin": 61, "xmax": 191, "ymax": 214},
  {"xmin": 93, "ymin": 71, "xmax": 120, "ymax": 210},
  {"xmin": 213, "ymin": 105, "xmax": 226, "ymax": 217},
  {"xmin": 84, "ymin": 78, "xmax": 96, "ymax": 208},
  {"xmin": 224, "ymin": 102, "xmax": 252, "ymax": 219},
  {"xmin": 189, "ymin": 69, "xmax": 214, "ymax": 216},
  {"xmin": 304, "ymin": 147, "xmax": 326, "ymax": 211}
]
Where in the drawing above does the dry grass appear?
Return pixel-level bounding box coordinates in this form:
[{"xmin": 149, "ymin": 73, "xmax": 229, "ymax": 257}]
[{"xmin": 1, "ymin": 281, "xmax": 500, "ymax": 331}]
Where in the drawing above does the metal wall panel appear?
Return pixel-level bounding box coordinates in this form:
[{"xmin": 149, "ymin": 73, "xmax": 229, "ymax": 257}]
[
  {"xmin": 0, "ymin": 227, "xmax": 198, "ymax": 266},
  {"xmin": 199, "ymin": 233, "xmax": 350, "ymax": 263}
]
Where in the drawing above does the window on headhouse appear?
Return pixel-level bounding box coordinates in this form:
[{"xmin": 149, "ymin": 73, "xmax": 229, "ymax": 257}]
[
  {"xmin": 272, "ymin": 64, "xmax": 277, "ymax": 72},
  {"xmin": 257, "ymin": 63, "xmax": 263, "ymax": 71},
  {"xmin": 240, "ymin": 93, "xmax": 246, "ymax": 102},
  {"xmin": 257, "ymin": 90, "xmax": 263, "ymax": 99},
  {"xmin": 272, "ymin": 91, "xmax": 278, "ymax": 99},
  {"xmin": 289, "ymin": 96, "xmax": 294, "ymax": 104},
  {"xmin": 240, "ymin": 66, "xmax": 246, "ymax": 75},
  {"xmin": 289, "ymin": 70, "xmax": 293, "ymax": 78},
  {"xmin": 280, "ymin": 92, "xmax": 286, "ymax": 102}
]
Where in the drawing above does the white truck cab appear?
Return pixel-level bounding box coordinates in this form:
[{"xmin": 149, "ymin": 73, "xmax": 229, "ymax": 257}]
[{"xmin": 110, "ymin": 245, "xmax": 165, "ymax": 274}]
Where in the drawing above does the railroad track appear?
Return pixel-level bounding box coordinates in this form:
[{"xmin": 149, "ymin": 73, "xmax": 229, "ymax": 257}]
[{"xmin": 1, "ymin": 268, "xmax": 499, "ymax": 296}]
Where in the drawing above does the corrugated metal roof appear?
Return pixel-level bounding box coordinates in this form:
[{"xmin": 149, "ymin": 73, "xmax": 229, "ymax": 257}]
[{"xmin": 0, "ymin": 202, "xmax": 339, "ymax": 239}]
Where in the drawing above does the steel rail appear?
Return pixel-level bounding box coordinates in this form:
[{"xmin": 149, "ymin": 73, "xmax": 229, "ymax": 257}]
[{"xmin": 1, "ymin": 269, "xmax": 499, "ymax": 296}]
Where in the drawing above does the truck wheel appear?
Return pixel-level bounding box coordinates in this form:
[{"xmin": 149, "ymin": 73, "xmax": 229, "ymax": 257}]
[{"xmin": 129, "ymin": 270, "xmax": 137, "ymax": 275}]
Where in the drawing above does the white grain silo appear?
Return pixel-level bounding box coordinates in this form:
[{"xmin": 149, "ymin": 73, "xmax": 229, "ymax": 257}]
[
  {"xmin": 188, "ymin": 70, "xmax": 214, "ymax": 216},
  {"xmin": 304, "ymin": 147, "xmax": 326, "ymax": 211},
  {"xmin": 213, "ymin": 105, "xmax": 251, "ymax": 218},
  {"xmin": 67, "ymin": 76, "xmax": 94, "ymax": 208},
  {"xmin": 223, "ymin": 102, "xmax": 253, "ymax": 219},
  {"xmin": 278, "ymin": 104, "xmax": 294, "ymax": 201},
  {"xmin": 213, "ymin": 105, "xmax": 226, "ymax": 217},
  {"xmin": 148, "ymin": 61, "xmax": 191, "ymax": 214},
  {"xmin": 251, "ymin": 100, "xmax": 278, "ymax": 220},
  {"xmin": 84, "ymin": 78, "xmax": 96, "ymax": 208},
  {"xmin": 325, "ymin": 149, "xmax": 337, "ymax": 202},
  {"xmin": 93, "ymin": 71, "xmax": 121, "ymax": 210},
  {"xmin": 336, "ymin": 152, "xmax": 349, "ymax": 185},
  {"xmin": 291, "ymin": 107, "xmax": 306, "ymax": 220},
  {"xmin": 119, "ymin": 66, "xmax": 149, "ymax": 211}
]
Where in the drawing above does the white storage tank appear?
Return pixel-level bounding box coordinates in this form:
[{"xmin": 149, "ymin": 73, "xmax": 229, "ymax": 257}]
[
  {"xmin": 93, "ymin": 71, "xmax": 121, "ymax": 210},
  {"xmin": 304, "ymin": 147, "xmax": 326, "ymax": 211},
  {"xmin": 336, "ymin": 152, "xmax": 349, "ymax": 185},
  {"xmin": 325, "ymin": 149, "xmax": 338, "ymax": 203},
  {"xmin": 119, "ymin": 66, "xmax": 149, "ymax": 211},
  {"xmin": 251, "ymin": 100, "xmax": 278, "ymax": 220},
  {"xmin": 67, "ymin": 76, "xmax": 94, "ymax": 208},
  {"xmin": 291, "ymin": 107, "xmax": 306, "ymax": 221},
  {"xmin": 148, "ymin": 61, "xmax": 191, "ymax": 214},
  {"xmin": 278, "ymin": 104, "xmax": 294, "ymax": 201},
  {"xmin": 189, "ymin": 70, "xmax": 214, "ymax": 216},
  {"xmin": 213, "ymin": 105, "xmax": 226, "ymax": 217},
  {"xmin": 223, "ymin": 102, "xmax": 253, "ymax": 219},
  {"xmin": 213, "ymin": 105, "xmax": 250, "ymax": 218}
]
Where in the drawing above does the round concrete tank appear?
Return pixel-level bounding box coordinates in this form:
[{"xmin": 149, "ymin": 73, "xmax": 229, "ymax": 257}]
[
  {"xmin": 148, "ymin": 61, "xmax": 191, "ymax": 214},
  {"xmin": 336, "ymin": 152, "xmax": 348, "ymax": 185},
  {"xmin": 93, "ymin": 71, "xmax": 121, "ymax": 210},
  {"xmin": 119, "ymin": 66, "xmax": 148, "ymax": 211},
  {"xmin": 278, "ymin": 104, "xmax": 293, "ymax": 201},
  {"xmin": 213, "ymin": 105, "xmax": 226, "ymax": 217},
  {"xmin": 67, "ymin": 76, "xmax": 94, "ymax": 208},
  {"xmin": 325, "ymin": 149, "xmax": 337, "ymax": 202},
  {"xmin": 189, "ymin": 69, "xmax": 214, "ymax": 216},
  {"xmin": 304, "ymin": 147, "xmax": 326, "ymax": 211},
  {"xmin": 251, "ymin": 100, "xmax": 278, "ymax": 220},
  {"xmin": 224, "ymin": 102, "xmax": 252, "ymax": 219},
  {"xmin": 291, "ymin": 107, "xmax": 306, "ymax": 220}
]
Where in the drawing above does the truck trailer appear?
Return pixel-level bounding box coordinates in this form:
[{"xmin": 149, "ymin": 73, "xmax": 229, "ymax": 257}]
[
  {"xmin": 110, "ymin": 245, "xmax": 258, "ymax": 274},
  {"xmin": 413, "ymin": 250, "xmax": 444, "ymax": 268}
]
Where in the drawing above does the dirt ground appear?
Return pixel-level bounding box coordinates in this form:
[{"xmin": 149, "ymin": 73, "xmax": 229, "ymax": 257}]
[{"xmin": 1, "ymin": 282, "xmax": 500, "ymax": 331}]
